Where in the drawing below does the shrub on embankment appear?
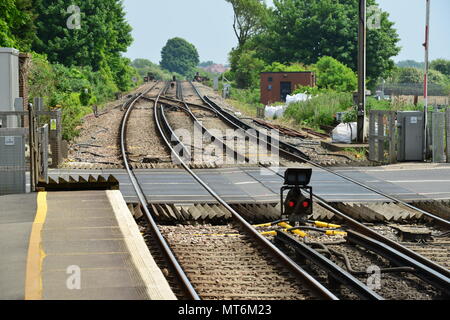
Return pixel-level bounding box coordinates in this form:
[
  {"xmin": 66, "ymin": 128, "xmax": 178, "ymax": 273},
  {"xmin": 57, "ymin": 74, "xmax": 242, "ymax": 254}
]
[
  {"xmin": 28, "ymin": 53, "xmax": 133, "ymax": 141},
  {"xmin": 284, "ymin": 91, "xmax": 354, "ymax": 129}
]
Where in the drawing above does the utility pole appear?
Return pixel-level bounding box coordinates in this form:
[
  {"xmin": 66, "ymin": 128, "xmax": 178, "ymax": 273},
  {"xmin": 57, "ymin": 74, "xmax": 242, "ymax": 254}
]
[
  {"xmin": 423, "ymin": 0, "xmax": 431, "ymax": 160},
  {"xmin": 357, "ymin": 0, "xmax": 367, "ymax": 143}
]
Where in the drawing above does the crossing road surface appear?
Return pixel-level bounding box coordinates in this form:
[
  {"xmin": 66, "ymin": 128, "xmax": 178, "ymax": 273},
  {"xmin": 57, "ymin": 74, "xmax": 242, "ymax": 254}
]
[{"xmin": 35, "ymin": 163, "xmax": 450, "ymax": 204}]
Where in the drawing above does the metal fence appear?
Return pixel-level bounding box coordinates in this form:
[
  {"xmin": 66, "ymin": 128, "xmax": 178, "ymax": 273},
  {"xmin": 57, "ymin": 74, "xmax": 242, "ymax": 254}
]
[
  {"xmin": 378, "ymin": 83, "xmax": 448, "ymax": 97},
  {"xmin": 369, "ymin": 109, "xmax": 450, "ymax": 164},
  {"xmin": 431, "ymin": 112, "xmax": 446, "ymax": 163},
  {"xmin": 447, "ymin": 109, "xmax": 450, "ymax": 163},
  {"xmin": 0, "ymin": 102, "xmax": 51, "ymax": 194},
  {"xmin": 0, "ymin": 128, "xmax": 27, "ymax": 195},
  {"xmin": 368, "ymin": 110, "xmax": 397, "ymax": 163}
]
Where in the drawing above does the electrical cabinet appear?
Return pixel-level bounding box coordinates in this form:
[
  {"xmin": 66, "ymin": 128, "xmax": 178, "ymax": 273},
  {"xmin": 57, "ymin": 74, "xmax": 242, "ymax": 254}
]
[
  {"xmin": 0, "ymin": 48, "xmax": 20, "ymax": 128},
  {"xmin": 397, "ymin": 111, "xmax": 424, "ymax": 161},
  {"xmin": 0, "ymin": 135, "xmax": 26, "ymax": 195}
]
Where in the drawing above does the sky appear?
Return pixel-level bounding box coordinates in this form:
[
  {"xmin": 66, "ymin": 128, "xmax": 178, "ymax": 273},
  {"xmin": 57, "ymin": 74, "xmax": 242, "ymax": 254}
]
[{"xmin": 123, "ymin": 0, "xmax": 450, "ymax": 65}]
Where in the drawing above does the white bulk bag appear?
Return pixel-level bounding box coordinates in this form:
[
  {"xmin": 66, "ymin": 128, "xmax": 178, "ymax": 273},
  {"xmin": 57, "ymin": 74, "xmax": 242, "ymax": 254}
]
[{"xmin": 332, "ymin": 122, "xmax": 357, "ymax": 144}]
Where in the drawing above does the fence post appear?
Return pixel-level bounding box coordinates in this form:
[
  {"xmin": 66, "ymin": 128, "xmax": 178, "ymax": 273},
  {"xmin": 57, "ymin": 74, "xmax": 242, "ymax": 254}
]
[
  {"xmin": 38, "ymin": 124, "xmax": 49, "ymax": 184},
  {"xmin": 388, "ymin": 111, "xmax": 397, "ymax": 164},
  {"xmin": 431, "ymin": 112, "xmax": 446, "ymax": 163},
  {"xmin": 377, "ymin": 111, "xmax": 384, "ymax": 162},
  {"xmin": 28, "ymin": 104, "xmax": 38, "ymax": 192},
  {"xmin": 446, "ymin": 109, "xmax": 450, "ymax": 163},
  {"xmin": 47, "ymin": 109, "xmax": 62, "ymax": 168},
  {"xmin": 369, "ymin": 110, "xmax": 376, "ymax": 161}
]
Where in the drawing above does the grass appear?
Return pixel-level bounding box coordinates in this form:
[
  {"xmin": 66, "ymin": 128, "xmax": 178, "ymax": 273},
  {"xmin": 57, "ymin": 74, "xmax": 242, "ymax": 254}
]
[
  {"xmin": 225, "ymin": 87, "xmax": 263, "ymax": 117},
  {"xmin": 284, "ymin": 91, "xmax": 354, "ymax": 130},
  {"xmin": 343, "ymin": 147, "xmax": 367, "ymax": 159}
]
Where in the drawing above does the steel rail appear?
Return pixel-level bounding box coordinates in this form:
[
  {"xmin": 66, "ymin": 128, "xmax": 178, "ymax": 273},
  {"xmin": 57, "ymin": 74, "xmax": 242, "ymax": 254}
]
[
  {"xmin": 189, "ymin": 82, "xmax": 311, "ymax": 162},
  {"xmin": 275, "ymin": 231, "xmax": 384, "ymax": 300},
  {"xmin": 346, "ymin": 230, "xmax": 450, "ymax": 296},
  {"xmin": 120, "ymin": 81, "xmax": 200, "ymax": 300},
  {"xmin": 172, "ymin": 81, "xmax": 251, "ymax": 165},
  {"xmin": 188, "ymin": 82, "xmax": 450, "ymax": 277},
  {"xmin": 261, "ymin": 165, "xmax": 450, "ymax": 280},
  {"xmin": 154, "ymin": 82, "xmax": 338, "ymax": 300},
  {"xmin": 140, "ymin": 95, "xmax": 209, "ymax": 110},
  {"xmin": 193, "ymin": 85, "xmax": 449, "ymax": 229}
]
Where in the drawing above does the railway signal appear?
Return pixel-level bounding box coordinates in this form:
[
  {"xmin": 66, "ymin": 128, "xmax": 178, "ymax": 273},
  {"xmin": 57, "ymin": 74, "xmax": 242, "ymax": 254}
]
[{"xmin": 280, "ymin": 168, "xmax": 313, "ymax": 224}]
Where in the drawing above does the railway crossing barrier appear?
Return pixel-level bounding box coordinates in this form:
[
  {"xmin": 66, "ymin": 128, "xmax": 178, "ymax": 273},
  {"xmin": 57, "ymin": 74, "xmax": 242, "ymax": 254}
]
[{"xmin": 257, "ymin": 106, "xmax": 265, "ymax": 119}]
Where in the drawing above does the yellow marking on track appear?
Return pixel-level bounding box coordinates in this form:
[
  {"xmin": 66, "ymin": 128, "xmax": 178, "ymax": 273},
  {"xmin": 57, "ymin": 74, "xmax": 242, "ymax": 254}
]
[
  {"xmin": 25, "ymin": 192, "xmax": 48, "ymax": 300},
  {"xmin": 192, "ymin": 233, "xmax": 241, "ymax": 237}
]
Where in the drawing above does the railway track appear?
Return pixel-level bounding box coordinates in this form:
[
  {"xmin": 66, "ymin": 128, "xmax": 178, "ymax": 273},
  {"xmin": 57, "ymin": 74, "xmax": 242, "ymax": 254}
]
[
  {"xmin": 185, "ymin": 81, "xmax": 450, "ymax": 297},
  {"xmin": 121, "ymin": 81, "xmax": 341, "ymax": 300},
  {"xmin": 166, "ymin": 81, "xmax": 448, "ymax": 299},
  {"xmin": 110, "ymin": 80, "xmax": 449, "ymax": 300},
  {"xmin": 120, "ymin": 82, "xmax": 199, "ymax": 300},
  {"xmin": 189, "ymin": 81, "xmax": 449, "ymax": 226}
]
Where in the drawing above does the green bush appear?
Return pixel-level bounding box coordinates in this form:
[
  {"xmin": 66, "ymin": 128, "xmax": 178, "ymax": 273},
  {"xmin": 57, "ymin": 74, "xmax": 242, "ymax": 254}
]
[
  {"xmin": 263, "ymin": 62, "xmax": 307, "ymax": 72},
  {"xmin": 132, "ymin": 58, "xmax": 183, "ymax": 81},
  {"xmin": 28, "ymin": 53, "xmax": 136, "ymax": 141},
  {"xmin": 59, "ymin": 93, "xmax": 91, "ymax": 141},
  {"xmin": 226, "ymin": 87, "xmax": 263, "ymax": 117},
  {"xmin": 315, "ymin": 56, "xmax": 357, "ymax": 92},
  {"xmin": 228, "ymin": 49, "xmax": 265, "ymax": 89},
  {"xmin": 230, "ymin": 87, "xmax": 261, "ymax": 106},
  {"xmin": 342, "ymin": 97, "xmax": 425, "ymax": 124}
]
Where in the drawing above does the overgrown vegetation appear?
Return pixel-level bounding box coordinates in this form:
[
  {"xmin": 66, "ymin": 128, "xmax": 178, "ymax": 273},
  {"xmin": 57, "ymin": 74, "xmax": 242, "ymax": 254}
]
[
  {"xmin": 284, "ymin": 92, "xmax": 353, "ymax": 129},
  {"xmin": 0, "ymin": 0, "xmax": 139, "ymax": 141},
  {"xmin": 222, "ymin": 0, "xmax": 449, "ymax": 131},
  {"xmin": 28, "ymin": 53, "xmax": 122, "ymax": 140},
  {"xmin": 225, "ymin": 0, "xmax": 401, "ymax": 89},
  {"xmin": 132, "ymin": 59, "xmax": 183, "ymax": 81}
]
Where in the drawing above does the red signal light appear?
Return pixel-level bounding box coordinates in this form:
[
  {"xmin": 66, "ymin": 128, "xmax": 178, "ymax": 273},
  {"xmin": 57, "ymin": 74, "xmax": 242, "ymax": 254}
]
[
  {"xmin": 302, "ymin": 200, "xmax": 310, "ymax": 208},
  {"xmin": 288, "ymin": 201, "xmax": 296, "ymax": 208}
]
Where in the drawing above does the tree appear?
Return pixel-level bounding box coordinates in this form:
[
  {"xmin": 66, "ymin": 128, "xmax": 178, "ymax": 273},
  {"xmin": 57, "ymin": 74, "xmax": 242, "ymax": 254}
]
[
  {"xmin": 396, "ymin": 60, "xmax": 425, "ymax": 69},
  {"xmin": 263, "ymin": 62, "xmax": 307, "ymax": 72},
  {"xmin": 315, "ymin": 56, "xmax": 357, "ymax": 92},
  {"xmin": 257, "ymin": 0, "xmax": 400, "ymax": 87},
  {"xmin": 160, "ymin": 37, "xmax": 199, "ymax": 77},
  {"xmin": 428, "ymin": 69, "xmax": 448, "ymax": 85},
  {"xmin": 0, "ymin": 0, "xmax": 36, "ymax": 50},
  {"xmin": 32, "ymin": 0, "xmax": 134, "ymax": 90},
  {"xmin": 395, "ymin": 67, "xmax": 447, "ymax": 85},
  {"xmin": 228, "ymin": 49, "xmax": 265, "ymax": 88},
  {"xmin": 131, "ymin": 58, "xmax": 182, "ymax": 80},
  {"xmin": 199, "ymin": 61, "xmax": 215, "ymax": 68},
  {"xmin": 430, "ymin": 59, "xmax": 450, "ymax": 78},
  {"xmin": 396, "ymin": 67, "xmax": 423, "ymax": 84},
  {"xmin": 226, "ymin": 0, "xmax": 269, "ymax": 47}
]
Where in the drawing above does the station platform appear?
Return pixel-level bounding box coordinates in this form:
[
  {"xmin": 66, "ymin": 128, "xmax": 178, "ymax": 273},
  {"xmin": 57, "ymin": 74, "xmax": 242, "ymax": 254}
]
[{"xmin": 0, "ymin": 190, "xmax": 175, "ymax": 300}]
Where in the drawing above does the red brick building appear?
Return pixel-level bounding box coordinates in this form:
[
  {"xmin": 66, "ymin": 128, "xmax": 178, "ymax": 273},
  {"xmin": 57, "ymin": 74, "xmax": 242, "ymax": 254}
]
[{"xmin": 260, "ymin": 72, "xmax": 316, "ymax": 105}]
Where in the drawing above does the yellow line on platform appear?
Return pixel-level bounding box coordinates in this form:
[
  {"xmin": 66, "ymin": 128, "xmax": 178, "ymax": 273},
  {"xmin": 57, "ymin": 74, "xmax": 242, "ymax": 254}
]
[{"xmin": 25, "ymin": 192, "xmax": 48, "ymax": 300}]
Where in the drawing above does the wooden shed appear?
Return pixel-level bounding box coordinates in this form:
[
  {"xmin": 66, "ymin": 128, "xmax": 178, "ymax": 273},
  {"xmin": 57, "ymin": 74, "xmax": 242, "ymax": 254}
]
[{"xmin": 260, "ymin": 72, "xmax": 316, "ymax": 105}]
